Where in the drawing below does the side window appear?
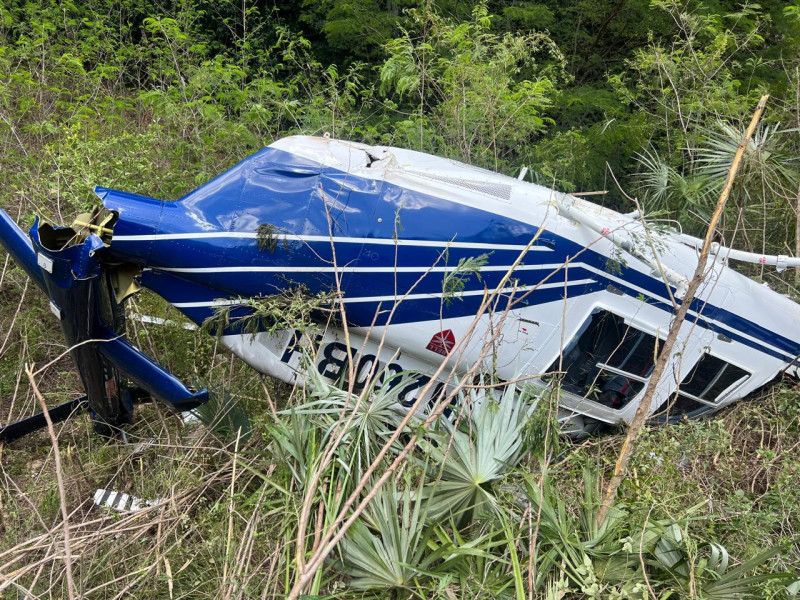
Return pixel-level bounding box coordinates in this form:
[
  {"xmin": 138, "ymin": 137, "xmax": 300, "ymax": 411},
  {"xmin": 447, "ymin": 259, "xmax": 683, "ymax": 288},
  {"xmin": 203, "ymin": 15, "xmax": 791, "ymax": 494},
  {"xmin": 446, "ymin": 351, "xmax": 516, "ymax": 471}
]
[
  {"xmin": 655, "ymin": 353, "xmax": 750, "ymax": 417},
  {"xmin": 549, "ymin": 309, "xmax": 659, "ymax": 409}
]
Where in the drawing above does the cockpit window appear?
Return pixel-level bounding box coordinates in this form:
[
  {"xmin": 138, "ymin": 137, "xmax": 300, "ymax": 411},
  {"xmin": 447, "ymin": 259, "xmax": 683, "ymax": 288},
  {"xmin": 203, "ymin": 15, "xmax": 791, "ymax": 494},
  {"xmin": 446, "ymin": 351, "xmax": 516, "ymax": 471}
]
[
  {"xmin": 549, "ymin": 309, "xmax": 659, "ymax": 410},
  {"xmin": 655, "ymin": 353, "xmax": 750, "ymax": 417}
]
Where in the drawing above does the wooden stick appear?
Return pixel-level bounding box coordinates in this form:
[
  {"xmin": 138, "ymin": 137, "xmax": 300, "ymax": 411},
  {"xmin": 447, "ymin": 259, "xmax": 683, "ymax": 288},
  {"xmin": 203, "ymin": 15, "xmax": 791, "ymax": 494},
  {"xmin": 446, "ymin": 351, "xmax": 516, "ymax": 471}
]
[
  {"xmin": 25, "ymin": 364, "xmax": 77, "ymax": 600},
  {"xmin": 570, "ymin": 190, "xmax": 608, "ymax": 196},
  {"xmin": 596, "ymin": 94, "xmax": 769, "ymax": 525}
]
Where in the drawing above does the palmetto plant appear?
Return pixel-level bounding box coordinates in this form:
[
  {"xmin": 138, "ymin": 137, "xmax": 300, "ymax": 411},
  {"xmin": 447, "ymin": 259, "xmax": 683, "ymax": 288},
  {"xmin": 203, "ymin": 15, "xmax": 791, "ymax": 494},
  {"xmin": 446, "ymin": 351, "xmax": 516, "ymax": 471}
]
[
  {"xmin": 336, "ymin": 472, "xmax": 481, "ymax": 593},
  {"xmin": 634, "ymin": 145, "xmax": 710, "ymax": 219},
  {"xmin": 419, "ymin": 381, "xmax": 539, "ymax": 521},
  {"xmin": 635, "ymin": 121, "xmax": 800, "ymax": 250},
  {"xmin": 693, "ymin": 122, "xmax": 799, "ymax": 199},
  {"xmin": 522, "ymin": 468, "xmax": 644, "ymax": 594},
  {"xmin": 523, "ymin": 468, "xmax": 793, "ymax": 598},
  {"xmin": 267, "ymin": 407, "xmax": 317, "ymax": 489},
  {"xmin": 337, "ymin": 476, "xmax": 433, "ymax": 591},
  {"xmin": 266, "ymin": 364, "xmax": 794, "ymax": 598},
  {"xmin": 192, "ymin": 387, "xmax": 252, "ymax": 443},
  {"xmin": 279, "ymin": 359, "xmax": 416, "ymax": 474},
  {"xmin": 644, "ymin": 521, "xmax": 792, "ymax": 599}
]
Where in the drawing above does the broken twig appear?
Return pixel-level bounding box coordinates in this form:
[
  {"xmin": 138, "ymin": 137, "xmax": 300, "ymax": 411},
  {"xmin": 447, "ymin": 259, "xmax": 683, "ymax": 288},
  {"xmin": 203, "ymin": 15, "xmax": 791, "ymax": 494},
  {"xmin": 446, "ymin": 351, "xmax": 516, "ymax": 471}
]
[{"xmin": 25, "ymin": 365, "xmax": 77, "ymax": 600}]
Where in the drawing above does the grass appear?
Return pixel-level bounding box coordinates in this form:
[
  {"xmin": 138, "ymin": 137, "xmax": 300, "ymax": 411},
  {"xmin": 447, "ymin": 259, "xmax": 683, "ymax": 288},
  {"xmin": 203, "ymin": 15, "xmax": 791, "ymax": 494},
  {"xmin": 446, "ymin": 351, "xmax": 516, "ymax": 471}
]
[
  {"xmin": 0, "ymin": 296, "xmax": 798, "ymax": 599},
  {"xmin": 1, "ymin": 133, "xmax": 798, "ymax": 597}
]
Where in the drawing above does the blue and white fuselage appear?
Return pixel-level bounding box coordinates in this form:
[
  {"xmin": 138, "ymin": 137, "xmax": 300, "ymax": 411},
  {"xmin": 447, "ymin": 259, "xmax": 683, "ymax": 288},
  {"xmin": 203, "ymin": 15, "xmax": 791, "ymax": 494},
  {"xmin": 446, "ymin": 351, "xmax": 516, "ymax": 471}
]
[
  {"xmin": 92, "ymin": 135, "xmax": 800, "ymax": 431},
  {"xmin": 2, "ymin": 135, "xmax": 797, "ymax": 437}
]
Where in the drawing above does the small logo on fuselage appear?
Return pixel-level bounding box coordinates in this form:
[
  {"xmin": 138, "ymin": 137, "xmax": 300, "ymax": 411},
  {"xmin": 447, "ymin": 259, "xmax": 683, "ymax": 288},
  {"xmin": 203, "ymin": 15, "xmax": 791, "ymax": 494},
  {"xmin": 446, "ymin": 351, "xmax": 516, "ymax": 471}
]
[{"xmin": 426, "ymin": 330, "xmax": 455, "ymax": 356}]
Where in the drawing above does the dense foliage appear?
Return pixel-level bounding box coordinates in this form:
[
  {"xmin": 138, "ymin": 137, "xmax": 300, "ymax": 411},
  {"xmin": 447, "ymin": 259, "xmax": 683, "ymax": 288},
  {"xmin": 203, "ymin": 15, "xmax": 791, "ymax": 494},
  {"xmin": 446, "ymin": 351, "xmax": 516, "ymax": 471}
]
[
  {"xmin": 1, "ymin": 0, "xmax": 799, "ymax": 598},
  {"xmin": 1, "ymin": 0, "xmax": 799, "ymax": 245}
]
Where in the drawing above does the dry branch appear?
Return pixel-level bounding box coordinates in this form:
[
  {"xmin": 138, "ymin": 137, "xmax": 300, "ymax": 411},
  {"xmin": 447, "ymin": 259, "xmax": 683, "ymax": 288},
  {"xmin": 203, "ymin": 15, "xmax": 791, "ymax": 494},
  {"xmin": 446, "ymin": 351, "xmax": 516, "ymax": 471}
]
[
  {"xmin": 24, "ymin": 364, "xmax": 77, "ymax": 600},
  {"xmin": 596, "ymin": 94, "xmax": 770, "ymax": 525}
]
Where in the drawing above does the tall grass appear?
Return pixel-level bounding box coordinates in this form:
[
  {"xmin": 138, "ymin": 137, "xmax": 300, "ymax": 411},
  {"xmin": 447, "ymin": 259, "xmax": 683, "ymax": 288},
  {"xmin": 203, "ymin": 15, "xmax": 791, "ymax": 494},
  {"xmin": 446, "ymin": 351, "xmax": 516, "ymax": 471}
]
[{"xmin": 4, "ymin": 328, "xmax": 797, "ymax": 599}]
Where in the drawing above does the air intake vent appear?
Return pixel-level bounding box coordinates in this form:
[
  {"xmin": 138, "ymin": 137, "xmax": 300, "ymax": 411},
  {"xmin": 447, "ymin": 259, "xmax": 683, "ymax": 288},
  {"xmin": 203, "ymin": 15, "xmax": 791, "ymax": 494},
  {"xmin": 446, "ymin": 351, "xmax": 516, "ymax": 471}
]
[{"xmin": 411, "ymin": 172, "xmax": 513, "ymax": 202}]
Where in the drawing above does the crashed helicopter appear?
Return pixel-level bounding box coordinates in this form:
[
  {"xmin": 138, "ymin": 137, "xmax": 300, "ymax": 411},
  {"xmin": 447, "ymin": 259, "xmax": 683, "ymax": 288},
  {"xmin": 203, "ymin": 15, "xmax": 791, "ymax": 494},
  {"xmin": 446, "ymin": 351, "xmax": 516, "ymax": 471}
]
[{"xmin": 2, "ymin": 134, "xmax": 800, "ymax": 441}]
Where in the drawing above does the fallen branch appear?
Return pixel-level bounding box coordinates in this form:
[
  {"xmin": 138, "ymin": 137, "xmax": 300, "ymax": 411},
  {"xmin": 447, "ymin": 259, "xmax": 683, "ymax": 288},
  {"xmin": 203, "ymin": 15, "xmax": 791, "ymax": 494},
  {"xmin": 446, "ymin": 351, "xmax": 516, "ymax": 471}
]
[{"xmin": 597, "ymin": 94, "xmax": 770, "ymax": 525}]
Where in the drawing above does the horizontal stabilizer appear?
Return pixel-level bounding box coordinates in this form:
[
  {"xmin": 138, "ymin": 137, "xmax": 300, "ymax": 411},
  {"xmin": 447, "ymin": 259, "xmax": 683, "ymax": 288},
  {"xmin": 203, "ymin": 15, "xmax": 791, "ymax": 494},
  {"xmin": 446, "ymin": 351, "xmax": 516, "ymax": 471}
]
[
  {"xmin": 0, "ymin": 209, "xmax": 45, "ymax": 290},
  {"xmin": 97, "ymin": 332, "xmax": 208, "ymax": 411}
]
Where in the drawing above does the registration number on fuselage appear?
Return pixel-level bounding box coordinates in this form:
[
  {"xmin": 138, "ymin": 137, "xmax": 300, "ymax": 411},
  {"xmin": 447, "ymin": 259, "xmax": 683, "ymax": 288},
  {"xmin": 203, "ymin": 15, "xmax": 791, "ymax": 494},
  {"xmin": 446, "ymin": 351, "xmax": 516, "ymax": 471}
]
[{"xmin": 278, "ymin": 329, "xmax": 449, "ymax": 410}]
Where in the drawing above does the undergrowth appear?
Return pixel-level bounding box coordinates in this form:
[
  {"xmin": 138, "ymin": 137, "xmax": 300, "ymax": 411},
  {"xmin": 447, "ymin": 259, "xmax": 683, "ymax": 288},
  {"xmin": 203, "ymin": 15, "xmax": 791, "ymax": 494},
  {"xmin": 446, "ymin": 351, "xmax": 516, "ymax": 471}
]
[
  {"xmin": 0, "ymin": 1, "xmax": 799, "ymax": 596},
  {"xmin": 0, "ymin": 306, "xmax": 798, "ymax": 599}
]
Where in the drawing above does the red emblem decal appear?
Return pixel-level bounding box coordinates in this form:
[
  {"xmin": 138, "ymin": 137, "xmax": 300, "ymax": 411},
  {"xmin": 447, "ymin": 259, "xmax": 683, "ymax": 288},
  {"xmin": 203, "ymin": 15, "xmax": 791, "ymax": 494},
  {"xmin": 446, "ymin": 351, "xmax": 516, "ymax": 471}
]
[{"xmin": 426, "ymin": 330, "xmax": 455, "ymax": 356}]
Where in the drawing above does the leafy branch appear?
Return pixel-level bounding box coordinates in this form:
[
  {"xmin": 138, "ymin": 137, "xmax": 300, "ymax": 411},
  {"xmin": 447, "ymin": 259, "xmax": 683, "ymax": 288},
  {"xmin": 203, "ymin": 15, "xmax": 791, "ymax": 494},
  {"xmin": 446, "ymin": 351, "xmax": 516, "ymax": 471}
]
[
  {"xmin": 201, "ymin": 286, "xmax": 335, "ymax": 338},
  {"xmin": 441, "ymin": 253, "xmax": 490, "ymax": 305}
]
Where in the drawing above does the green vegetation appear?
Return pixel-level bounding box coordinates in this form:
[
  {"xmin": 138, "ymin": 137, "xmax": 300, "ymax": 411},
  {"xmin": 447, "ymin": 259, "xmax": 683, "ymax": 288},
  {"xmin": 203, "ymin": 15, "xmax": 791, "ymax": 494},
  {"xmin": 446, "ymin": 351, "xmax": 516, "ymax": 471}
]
[{"xmin": 1, "ymin": 0, "xmax": 799, "ymax": 597}]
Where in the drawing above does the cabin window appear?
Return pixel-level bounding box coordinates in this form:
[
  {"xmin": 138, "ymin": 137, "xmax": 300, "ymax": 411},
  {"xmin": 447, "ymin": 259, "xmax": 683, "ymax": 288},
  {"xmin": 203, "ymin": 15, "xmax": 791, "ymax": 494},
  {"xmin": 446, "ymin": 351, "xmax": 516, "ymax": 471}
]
[
  {"xmin": 655, "ymin": 353, "xmax": 750, "ymax": 416},
  {"xmin": 549, "ymin": 309, "xmax": 659, "ymax": 409}
]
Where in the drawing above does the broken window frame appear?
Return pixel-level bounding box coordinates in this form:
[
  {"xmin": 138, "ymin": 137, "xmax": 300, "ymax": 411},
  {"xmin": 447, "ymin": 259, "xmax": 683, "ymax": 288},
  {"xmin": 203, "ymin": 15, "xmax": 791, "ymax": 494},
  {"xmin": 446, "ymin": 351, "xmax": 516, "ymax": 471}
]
[
  {"xmin": 672, "ymin": 353, "xmax": 750, "ymax": 408},
  {"xmin": 650, "ymin": 352, "xmax": 751, "ymax": 420},
  {"xmin": 548, "ymin": 307, "xmax": 663, "ymax": 411}
]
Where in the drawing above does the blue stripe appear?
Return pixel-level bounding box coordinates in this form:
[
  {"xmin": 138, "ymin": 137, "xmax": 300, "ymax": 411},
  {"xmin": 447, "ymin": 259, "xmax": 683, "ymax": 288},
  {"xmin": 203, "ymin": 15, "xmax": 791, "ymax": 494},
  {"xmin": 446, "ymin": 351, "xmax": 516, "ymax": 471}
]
[
  {"xmin": 150, "ymin": 262, "xmax": 797, "ymax": 362},
  {"xmin": 124, "ymin": 237, "xmax": 552, "ymax": 270},
  {"xmin": 102, "ymin": 145, "xmax": 800, "ymax": 363}
]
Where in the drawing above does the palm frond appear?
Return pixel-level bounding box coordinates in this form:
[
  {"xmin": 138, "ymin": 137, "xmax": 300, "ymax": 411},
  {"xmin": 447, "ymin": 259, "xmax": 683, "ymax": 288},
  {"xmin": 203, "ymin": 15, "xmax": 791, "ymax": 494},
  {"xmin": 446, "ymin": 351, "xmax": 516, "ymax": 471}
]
[
  {"xmin": 267, "ymin": 409, "xmax": 317, "ymax": 488},
  {"xmin": 192, "ymin": 389, "xmax": 252, "ymax": 443},
  {"xmin": 282, "ymin": 359, "xmax": 420, "ymax": 473},
  {"xmin": 693, "ymin": 120, "xmax": 799, "ymax": 195},
  {"xmin": 634, "ymin": 145, "xmax": 676, "ymax": 207},
  {"xmin": 419, "ymin": 381, "xmax": 539, "ymax": 521},
  {"xmin": 337, "ymin": 473, "xmax": 443, "ymax": 590}
]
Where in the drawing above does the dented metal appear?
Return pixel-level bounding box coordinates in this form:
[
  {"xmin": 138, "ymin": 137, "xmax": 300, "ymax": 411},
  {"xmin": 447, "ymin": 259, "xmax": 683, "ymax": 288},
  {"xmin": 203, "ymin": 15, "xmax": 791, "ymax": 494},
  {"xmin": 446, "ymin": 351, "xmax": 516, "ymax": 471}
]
[{"xmin": 2, "ymin": 135, "xmax": 800, "ymax": 440}]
